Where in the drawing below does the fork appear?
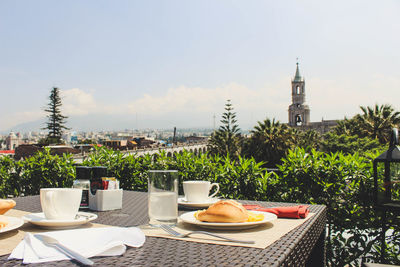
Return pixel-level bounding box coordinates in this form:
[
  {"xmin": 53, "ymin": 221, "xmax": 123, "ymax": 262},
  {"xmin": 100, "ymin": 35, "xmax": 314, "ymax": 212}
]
[{"xmin": 159, "ymin": 224, "xmax": 255, "ymax": 244}]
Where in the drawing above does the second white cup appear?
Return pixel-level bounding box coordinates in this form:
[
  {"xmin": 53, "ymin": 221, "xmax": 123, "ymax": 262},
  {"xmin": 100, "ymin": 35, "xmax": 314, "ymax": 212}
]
[
  {"xmin": 40, "ymin": 188, "xmax": 82, "ymax": 220},
  {"xmin": 183, "ymin": 181, "xmax": 219, "ymax": 203}
]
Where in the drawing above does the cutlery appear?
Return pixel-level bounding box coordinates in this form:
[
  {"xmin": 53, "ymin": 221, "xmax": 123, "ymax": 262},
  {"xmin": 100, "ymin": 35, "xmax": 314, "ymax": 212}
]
[
  {"xmin": 35, "ymin": 234, "xmax": 94, "ymax": 266},
  {"xmin": 159, "ymin": 224, "xmax": 255, "ymax": 244}
]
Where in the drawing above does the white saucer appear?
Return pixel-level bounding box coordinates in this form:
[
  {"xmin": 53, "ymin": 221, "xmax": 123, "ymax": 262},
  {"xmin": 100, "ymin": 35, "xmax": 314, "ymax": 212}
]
[
  {"xmin": 178, "ymin": 197, "xmax": 219, "ymax": 208},
  {"xmin": 22, "ymin": 212, "xmax": 98, "ymax": 229},
  {"xmin": 0, "ymin": 216, "xmax": 24, "ymax": 234}
]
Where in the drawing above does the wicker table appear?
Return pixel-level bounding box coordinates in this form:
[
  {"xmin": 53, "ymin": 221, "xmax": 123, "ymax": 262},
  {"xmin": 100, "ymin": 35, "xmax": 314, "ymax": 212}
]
[{"xmin": 1, "ymin": 191, "xmax": 326, "ymax": 266}]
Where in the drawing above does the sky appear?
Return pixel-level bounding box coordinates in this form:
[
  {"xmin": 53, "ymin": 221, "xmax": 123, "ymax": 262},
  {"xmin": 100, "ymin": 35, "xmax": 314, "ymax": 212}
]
[{"xmin": 1, "ymin": 0, "xmax": 400, "ymax": 133}]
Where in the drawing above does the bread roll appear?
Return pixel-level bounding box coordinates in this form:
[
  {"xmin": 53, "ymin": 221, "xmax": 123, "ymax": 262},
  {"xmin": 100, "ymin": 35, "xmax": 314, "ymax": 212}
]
[
  {"xmin": 0, "ymin": 199, "xmax": 16, "ymax": 215},
  {"xmin": 196, "ymin": 200, "xmax": 249, "ymax": 223}
]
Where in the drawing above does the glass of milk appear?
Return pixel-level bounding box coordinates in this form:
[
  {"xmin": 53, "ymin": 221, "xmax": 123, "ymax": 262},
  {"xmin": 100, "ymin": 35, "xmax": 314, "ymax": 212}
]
[{"xmin": 148, "ymin": 170, "xmax": 178, "ymax": 226}]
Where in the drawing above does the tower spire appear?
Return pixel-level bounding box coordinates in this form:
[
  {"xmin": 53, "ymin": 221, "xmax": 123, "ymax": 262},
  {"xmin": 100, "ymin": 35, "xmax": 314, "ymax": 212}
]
[
  {"xmin": 289, "ymin": 59, "xmax": 309, "ymax": 127},
  {"xmin": 294, "ymin": 59, "xmax": 302, "ymax": 82}
]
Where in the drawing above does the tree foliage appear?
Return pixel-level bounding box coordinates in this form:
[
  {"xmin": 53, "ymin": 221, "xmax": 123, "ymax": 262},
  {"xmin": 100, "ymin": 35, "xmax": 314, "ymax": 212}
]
[
  {"xmin": 333, "ymin": 104, "xmax": 400, "ymax": 145},
  {"xmin": 275, "ymin": 147, "xmax": 396, "ymax": 266},
  {"xmin": 208, "ymin": 100, "xmax": 242, "ymax": 158},
  {"xmin": 321, "ymin": 104, "xmax": 399, "ymax": 155},
  {"xmin": 43, "ymin": 87, "xmax": 69, "ymax": 144},
  {"xmin": 321, "ymin": 132, "xmax": 384, "ymax": 155},
  {"xmin": 333, "ymin": 117, "xmax": 358, "ymax": 136},
  {"xmin": 354, "ymin": 104, "xmax": 400, "ymax": 144},
  {"xmin": 243, "ymin": 118, "xmax": 295, "ymax": 167},
  {"xmin": 295, "ymin": 129, "xmax": 321, "ymax": 151},
  {"xmin": 78, "ymin": 139, "xmax": 97, "ymax": 144}
]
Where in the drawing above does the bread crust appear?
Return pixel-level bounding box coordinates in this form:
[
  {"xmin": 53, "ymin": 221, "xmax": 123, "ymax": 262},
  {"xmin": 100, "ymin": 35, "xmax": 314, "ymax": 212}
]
[
  {"xmin": 196, "ymin": 200, "xmax": 248, "ymax": 223},
  {"xmin": 0, "ymin": 199, "xmax": 16, "ymax": 215}
]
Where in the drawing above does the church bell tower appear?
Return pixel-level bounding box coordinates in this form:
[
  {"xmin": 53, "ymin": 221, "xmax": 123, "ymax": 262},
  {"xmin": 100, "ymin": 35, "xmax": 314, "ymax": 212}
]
[{"xmin": 288, "ymin": 61, "xmax": 310, "ymax": 127}]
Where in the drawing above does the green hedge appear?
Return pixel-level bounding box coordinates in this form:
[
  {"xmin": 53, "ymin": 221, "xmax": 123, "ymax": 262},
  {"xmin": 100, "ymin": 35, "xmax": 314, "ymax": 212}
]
[
  {"xmin": 82, "ymin": 148, "xmax": 267, "ymax": 199},
  {"xmin": 0, "ymin": 148, "xmax": 75, "ymax": 197},
  {"xmin": 0, "ymin": 146, "xmax": 399, "ymax": 266},
  {"xmin": 275, "ymin": 148, "xmax": 399, "ymax": 266}
]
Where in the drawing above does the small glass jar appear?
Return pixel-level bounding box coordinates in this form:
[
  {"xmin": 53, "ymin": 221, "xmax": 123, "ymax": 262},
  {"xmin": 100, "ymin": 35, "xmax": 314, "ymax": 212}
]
[
  {"xmin": 73, "ymin": 179, "xmax": 90, "ymax": 209},
  {"xmin": 74, "ymin": 166, "xmax": 92, "ymax": 209}
]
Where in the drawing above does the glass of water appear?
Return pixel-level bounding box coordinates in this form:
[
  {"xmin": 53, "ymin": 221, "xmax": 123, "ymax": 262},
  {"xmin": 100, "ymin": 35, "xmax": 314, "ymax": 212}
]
[{"xmin": 148, "ymin": 170, "xmax": 178, "ymax": 226}]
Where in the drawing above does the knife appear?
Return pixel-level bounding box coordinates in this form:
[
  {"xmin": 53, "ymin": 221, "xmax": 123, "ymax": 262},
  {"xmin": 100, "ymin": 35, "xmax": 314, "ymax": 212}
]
[{"xmin": 35, "ymin": 234, "xmax": 94, "ymax": 266}]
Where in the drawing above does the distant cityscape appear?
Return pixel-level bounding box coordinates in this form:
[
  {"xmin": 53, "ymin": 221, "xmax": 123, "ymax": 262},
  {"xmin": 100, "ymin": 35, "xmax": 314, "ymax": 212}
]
[{"xmin": 0, "ymin": 128, "xmax": 214, "ymax": 153}]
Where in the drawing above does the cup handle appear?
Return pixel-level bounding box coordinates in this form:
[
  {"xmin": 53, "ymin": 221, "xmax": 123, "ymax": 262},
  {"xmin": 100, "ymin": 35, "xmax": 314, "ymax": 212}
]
[{"xmin": 209, "ymin": 183, "xmax": 220, "ymax": 198}]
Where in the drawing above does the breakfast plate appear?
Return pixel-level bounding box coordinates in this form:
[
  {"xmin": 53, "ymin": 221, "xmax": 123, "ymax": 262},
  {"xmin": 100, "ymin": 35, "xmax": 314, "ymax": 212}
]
[
  {"xmin": 178, "ymin": 197, "xmax": 219, "ymax": 208},
  {"xmin": 0, "ymin": 216, "xmax": 24, "ymax": 233},
  {"xmin": 22, "ymin": 212, "xmax": 97, "ymax": 229},
  {"xmin": 179, "ymin": 210, "xmax": 277, "ymax": 230}
]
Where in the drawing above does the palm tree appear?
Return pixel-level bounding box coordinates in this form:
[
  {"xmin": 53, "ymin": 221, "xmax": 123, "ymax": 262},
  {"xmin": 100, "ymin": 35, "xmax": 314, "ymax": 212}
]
[
  {"xmin": 295, "ymin": 129, "xmax": 321, "ymax": 151},
  {"xmin": 333, "ymin": 117, "xmax": 358, "ymax": 136},
  {"xmin": 243, "ymin": 118, "xmax": 295, "ymax": 167},
  {"xmin": 355, "ymin": 104, "xmax": 400, "ymax": 144}
]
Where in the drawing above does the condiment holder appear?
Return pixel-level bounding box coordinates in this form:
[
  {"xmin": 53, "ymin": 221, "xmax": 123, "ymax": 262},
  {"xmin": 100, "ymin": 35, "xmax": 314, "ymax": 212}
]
[
  {"xmin": 89, "ymin": 189, "xmax": 123, "ymax": 211},
  {"xmin": 84, "ymin": 166, "xmax": 123, "ymax": 211}
]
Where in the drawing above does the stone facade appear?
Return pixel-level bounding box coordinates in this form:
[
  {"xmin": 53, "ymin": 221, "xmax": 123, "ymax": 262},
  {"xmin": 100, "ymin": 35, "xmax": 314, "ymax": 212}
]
[
  {"xmin": 293, "ymin": 120, "xmax": 338, "ymax": 134},
  {"xmin": 288, "ymin": 62, "xmax": 337, "ymax": 134},
  {"xmin": 5, "ymin": 132, "xmax": 21, "ymax": 150}
]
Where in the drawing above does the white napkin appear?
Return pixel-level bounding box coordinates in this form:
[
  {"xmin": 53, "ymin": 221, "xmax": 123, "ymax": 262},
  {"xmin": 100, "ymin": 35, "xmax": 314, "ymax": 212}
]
[{"xmin": 8, "ymin": 227, "xmax": 145, "ymax": 264}]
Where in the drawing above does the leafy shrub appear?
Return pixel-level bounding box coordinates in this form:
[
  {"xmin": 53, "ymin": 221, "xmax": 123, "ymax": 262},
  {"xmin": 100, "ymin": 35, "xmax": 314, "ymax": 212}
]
[
  {"xmin": 20, "ymin": 148, "xmax": 75, "ymax": 195},
  {"xmin": 82, "ymin": 147, "xmax": 151, "ymax": 191},
  {"xmin": 1, "ymin": 146, "xmax": 399, "ymax": 266},
  {"xmin": 276, "ymin": 147, "xmax": 399, "ymax": 266},
  {"xmin": 0, "ymin": 156, "xmax": 22, "ymax": 198}
]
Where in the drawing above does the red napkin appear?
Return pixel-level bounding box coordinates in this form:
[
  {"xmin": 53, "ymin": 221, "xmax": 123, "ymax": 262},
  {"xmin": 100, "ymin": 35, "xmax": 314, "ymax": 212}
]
[{"xmin": 243, "ymin": 204, "xmax": 309, "ymax": 219}]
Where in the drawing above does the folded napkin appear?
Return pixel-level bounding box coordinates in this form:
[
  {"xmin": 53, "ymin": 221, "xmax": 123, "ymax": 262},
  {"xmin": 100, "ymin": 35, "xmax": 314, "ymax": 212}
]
[
  {"xmin": 9, "ymin": 227, "xmax": 145, "ymax": 264},
  {"xmin": 243, "ymin": 205, "xmax": 309, "ymax": 219}
]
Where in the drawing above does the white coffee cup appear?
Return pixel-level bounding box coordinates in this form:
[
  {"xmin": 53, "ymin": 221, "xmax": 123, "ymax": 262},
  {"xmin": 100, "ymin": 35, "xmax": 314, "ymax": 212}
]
[
  {"xmin": 40, "ymin": 188, "xmax": 82, "ymax": 220},
  {"xmin": 183, "ymin": 181, "xmax": 220, "ymax": 203}
]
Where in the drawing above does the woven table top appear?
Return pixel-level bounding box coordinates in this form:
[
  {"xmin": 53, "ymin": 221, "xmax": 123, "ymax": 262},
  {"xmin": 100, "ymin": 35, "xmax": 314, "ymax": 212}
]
[{"xmin": 1, "ymin": 191, "xmax": 326, "ymax": 266}]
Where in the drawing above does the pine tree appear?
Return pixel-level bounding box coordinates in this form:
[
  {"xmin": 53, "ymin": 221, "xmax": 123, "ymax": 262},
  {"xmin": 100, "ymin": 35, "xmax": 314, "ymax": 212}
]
[
  {"xmin": 43, "ymin": 87, "xmax": 69, "ymax": 144},
  {"xmin": 208, "ymin": 100, "xmax": 242, "ymax": 158}
]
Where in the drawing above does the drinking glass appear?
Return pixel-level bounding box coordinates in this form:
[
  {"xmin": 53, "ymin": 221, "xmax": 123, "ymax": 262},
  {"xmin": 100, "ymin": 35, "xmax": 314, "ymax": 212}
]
[{"xmin": 148, "ymin": 170, "xmax": 178, "ymax": 225}]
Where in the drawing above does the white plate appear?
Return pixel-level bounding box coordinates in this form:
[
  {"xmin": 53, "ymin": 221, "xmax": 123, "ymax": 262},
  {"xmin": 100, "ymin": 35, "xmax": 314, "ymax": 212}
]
[
  {"xmin": 22, "ymin": 212, "xmax": 98, "ymax": 229},
  {"xmin": 179, "ymin": 210, "xmax": 277, "ymax": 230},
  {"xmin": 0, "ymin": 216, "xmax": 24, "ymax": 233},
  {"xmin": 178, "ymin": 197, "xmax": 219, "ymax": 208}
]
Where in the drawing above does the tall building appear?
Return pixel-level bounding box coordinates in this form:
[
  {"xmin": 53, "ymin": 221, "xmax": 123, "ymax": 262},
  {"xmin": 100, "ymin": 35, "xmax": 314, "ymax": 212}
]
[
  {"xmin": 288, "ymin": 62, "xmax": 310, "ymax": 127},
  {"xmin": 288, "ymin": 61, "xmax": 337, "ymax": 133}
]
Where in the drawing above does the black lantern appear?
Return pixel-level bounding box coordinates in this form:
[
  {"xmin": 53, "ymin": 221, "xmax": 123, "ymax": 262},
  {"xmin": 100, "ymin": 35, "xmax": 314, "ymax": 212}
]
[{"xmin": 373, "ymin": 128, "xmax": 400, "ymax": 212}]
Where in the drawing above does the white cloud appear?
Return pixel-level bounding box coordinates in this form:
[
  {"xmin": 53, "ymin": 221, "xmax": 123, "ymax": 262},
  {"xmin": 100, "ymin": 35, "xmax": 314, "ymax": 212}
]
[
  {"xmin": 128, "ymin": 83, "xmax": 249, "ymax": 114},
  {"xmin": 62, "ymin": 88, "xmax": 97, "ymax": 116},
  {"xmin": 127, "ymin": 80, "xmax": 290, "ymax": 117},
  {"xmin": 54, "ymin": 84, "xmax": 290, "ymax": 130},
  {"xmin": 2, "ymin": 73, "xmax": 400, "ymax": 132}
]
